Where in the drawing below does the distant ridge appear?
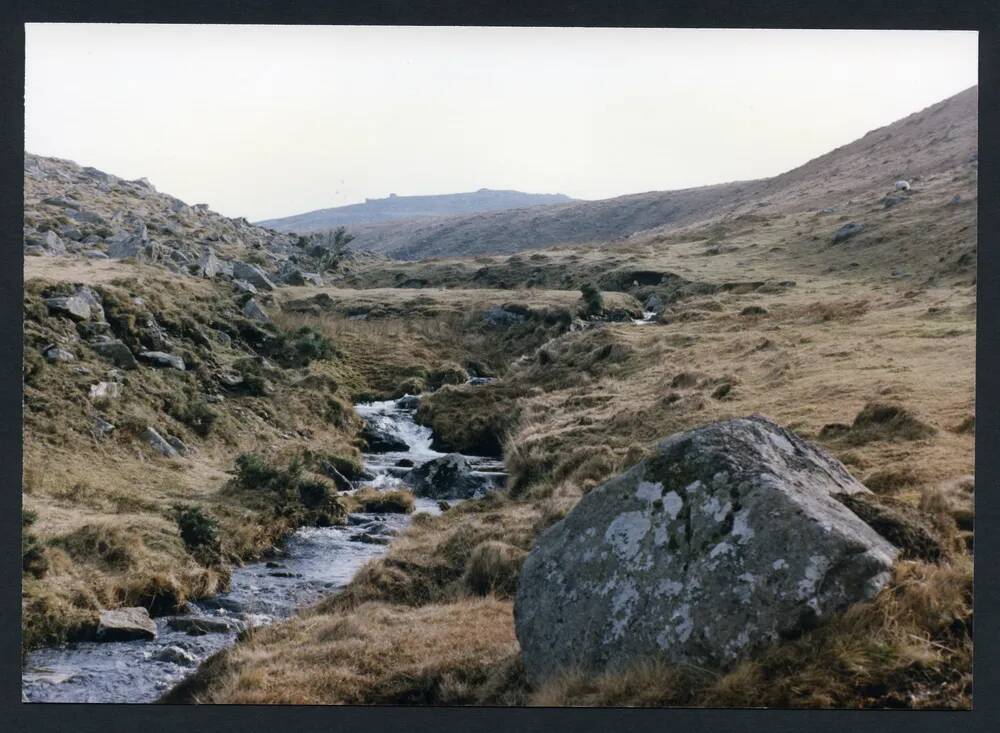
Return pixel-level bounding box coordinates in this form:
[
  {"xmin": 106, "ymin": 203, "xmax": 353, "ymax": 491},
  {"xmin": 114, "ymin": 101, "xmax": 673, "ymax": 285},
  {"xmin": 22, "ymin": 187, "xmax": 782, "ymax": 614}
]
[{"xmin": 256, "ymin": 189, "xmax": 577, "ymax": 232}]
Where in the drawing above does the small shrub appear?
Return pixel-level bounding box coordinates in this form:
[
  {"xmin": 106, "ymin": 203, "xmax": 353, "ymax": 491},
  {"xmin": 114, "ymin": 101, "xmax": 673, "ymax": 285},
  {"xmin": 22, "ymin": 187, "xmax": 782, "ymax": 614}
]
[
  {"xmin": 173, "ymin": 504, "xmax": 221, "ymax": 559},
  {"xmin": 427, "ymin": 363, "xmax": 469, "ymax": 391},
  {"xmin": 297, "ymin": 478, "xmax": 331, "ymax": 509},
  {"xmin": 235, "ymin": 453, "xmax": 286, "ymax": 490},
  {"xmin": 169, "ymin": 398, "xmax": 219, "ymax": 438},
  {"xmin": 22, "ymin": 510, "xmax": 49, "ymax": 578},
  {"xmin": 579, "ymin": 283, "xmax": 604, "ymax": 317}
]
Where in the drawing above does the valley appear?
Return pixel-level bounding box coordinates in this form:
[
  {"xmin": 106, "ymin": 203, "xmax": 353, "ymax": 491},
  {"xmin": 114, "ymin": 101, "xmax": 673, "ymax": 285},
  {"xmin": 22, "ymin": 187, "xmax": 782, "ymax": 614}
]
[{"xmin": 21, "ymin": 86, "xmax": 977, "ymax": 708}]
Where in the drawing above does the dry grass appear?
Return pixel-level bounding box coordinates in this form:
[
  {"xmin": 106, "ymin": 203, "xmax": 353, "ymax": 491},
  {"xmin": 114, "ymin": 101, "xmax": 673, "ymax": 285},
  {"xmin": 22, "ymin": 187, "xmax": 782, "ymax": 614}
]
[
  {"xmin": 350, "ymin": 488, "xmax": 415, "ymax": 514},
  {"xmin": 167, "ymin": 598, "xmax": 522, "ymax": 705}
]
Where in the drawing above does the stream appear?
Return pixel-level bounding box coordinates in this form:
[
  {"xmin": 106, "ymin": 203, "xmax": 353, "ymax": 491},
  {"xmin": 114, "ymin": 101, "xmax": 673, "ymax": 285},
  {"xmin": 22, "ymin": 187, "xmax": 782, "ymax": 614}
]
[{"xmin": 22, "ymin": 394, "xmax": 503, "ymax": 704}]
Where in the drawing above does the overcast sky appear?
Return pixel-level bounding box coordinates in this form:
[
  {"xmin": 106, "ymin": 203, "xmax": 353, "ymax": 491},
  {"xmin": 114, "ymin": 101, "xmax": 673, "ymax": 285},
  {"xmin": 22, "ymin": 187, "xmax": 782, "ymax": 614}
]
[{"xmin": 25, "ymin": 25, "xmax": 977, "ymax": 221}]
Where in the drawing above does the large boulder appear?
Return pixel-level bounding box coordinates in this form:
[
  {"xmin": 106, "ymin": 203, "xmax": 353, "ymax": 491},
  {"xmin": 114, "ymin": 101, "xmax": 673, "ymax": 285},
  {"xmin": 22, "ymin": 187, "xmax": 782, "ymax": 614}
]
[
  {"xmin": 514, "ymin": 416, "xmax": 899, "ymax": 685},
  {"xmin": 96, "ymin": 607, "xmax": 157, "ymax": 642},
  {"xmin": 406, "ymin": 453, "xmax": 496, "ymax": 499}
]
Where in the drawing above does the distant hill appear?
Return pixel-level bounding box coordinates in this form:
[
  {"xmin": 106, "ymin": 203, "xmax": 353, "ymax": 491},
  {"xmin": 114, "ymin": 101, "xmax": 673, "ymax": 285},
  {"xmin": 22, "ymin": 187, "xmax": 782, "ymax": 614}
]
[
  {"xmin": 335, "ymin": 86, "xmax": 977, "ymax": 260},
  {"xmin": 256, "ymin": 189, "xmax": 577, "ymax": 232}
]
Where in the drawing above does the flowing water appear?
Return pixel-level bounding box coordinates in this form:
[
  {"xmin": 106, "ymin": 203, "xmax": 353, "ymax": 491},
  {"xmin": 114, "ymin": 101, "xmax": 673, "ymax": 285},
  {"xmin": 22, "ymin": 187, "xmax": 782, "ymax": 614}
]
[{"xmin": 22, "ymin": 393, "xmax": 503, "ymax": 704}]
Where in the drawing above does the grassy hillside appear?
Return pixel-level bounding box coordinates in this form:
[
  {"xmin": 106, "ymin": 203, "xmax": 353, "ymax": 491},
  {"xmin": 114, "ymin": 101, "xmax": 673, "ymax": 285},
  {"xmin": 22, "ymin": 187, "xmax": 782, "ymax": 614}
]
[{"xmin": 338, "ymin": 86, "xmax": 976, "ymax": 260}]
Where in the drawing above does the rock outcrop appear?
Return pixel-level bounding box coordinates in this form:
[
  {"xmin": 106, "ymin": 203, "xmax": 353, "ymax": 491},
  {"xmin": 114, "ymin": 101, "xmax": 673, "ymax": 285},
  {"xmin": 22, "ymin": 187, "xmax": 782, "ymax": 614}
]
[{"xmin": 514, "ymin": 416, "xmax": 899, "ymax": 685}]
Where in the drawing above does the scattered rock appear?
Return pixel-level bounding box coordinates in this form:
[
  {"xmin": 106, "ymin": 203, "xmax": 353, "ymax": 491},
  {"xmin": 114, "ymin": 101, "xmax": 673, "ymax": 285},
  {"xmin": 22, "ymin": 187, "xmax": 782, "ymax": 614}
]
[
  {"xmin": 232, "ymin": 262, "xmax": 276, "ymax": 291},
  {"xmin": 739, "ymin": 305, "xmax": 768, "ymax": 317},
  {"xmin": 319, "ymin": 462, "xmax": 353, "ymax": 491},
  {"xmin": 44, "ymin": 294, "xmax": 92, "ymax": 321},
  {"xmin": 882, "ymin": 194, "xmax": 906, "ymax": 210},
  {"xmin": 42, "ymin": 344, "xmax": 76, "ymax": 363},
  {"xmin": 351, "ymin": 532, "xmax": 390, "ymax": 545},
  {"xmin": 139, "ymin": 350, "xmax": 186, "ymax": 370},
  {"xmin": 152, "ymin": 645, "xmax": 198, "ymax": 666},
  {"xmin": 242, "ymin": 298, "xmax": 270, "ymax": 323},
  {"xmin": 96, "ymin": 607, "xmax": 157, "ymax": 642},
  {"xmin": 89, "ymin": 339, "xmax": 139, "ymax": 369},
  {"xmin": 832, "ymin": 222, "xmax": 864, "ymax": 243},
  {"xmin": 483, "ymin": 305, "xmax": 527, "ymax": 328},
  {"xmin": 360, "ymin": 423, "xmax": 410, "ymax": 453},
  {"xmin": 406, "ymin": 453, "xmax": 497, "ymax": 499},
  {"xmin": 94, "ymin": 417, "xmax": 116, "ymax": 436},
  {"xmin": 644, "ymin": 294, "xmax": 664, "ymax": 314},
  {"xmin": 894, "ymin": 180, "xmax": 911, "ymax": 191},
  {"xmin": 395, "ymin": 395, "xmax": 421, "ymax": 410},
  {"xmin": 233, "ymin": 279, "xmax": 258, "ymax": 294},
  {"xmin": 197, "ymin": 248, "xmax": 223, "ymax": 278},
  {"xmin": 167, "ymin": 616, "xmax": 244, "ymax": 635},
  {"xmin": 514, "ymin": 416, "xmax": 899, "ymax": 685},
  {"xmin": 143, "ymin": 427, "xmax": 179, "ymax": 457}
]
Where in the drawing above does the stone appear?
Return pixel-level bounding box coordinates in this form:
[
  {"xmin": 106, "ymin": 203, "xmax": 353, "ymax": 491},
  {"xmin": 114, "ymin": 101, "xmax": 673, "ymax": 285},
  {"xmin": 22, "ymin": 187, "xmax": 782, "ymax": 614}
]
[
  {"xmin": 166, "ymin": 435, "xmax": 190, "ymax": 456},
  {"xmin": 96, "ymin": 607, "xmax": 157, "ymax": 642},
  {"xmin": 90, "ymin": 339, "xmax": 138, "ymax": 369},
  {"xmin": 395, "ymin": 395, "xmax": 421, "ymax": 410},
  {"xmin": 89, "ymin": 381, "xmax": 123, "ymax": 400},
  {"xmin": 242, "ymin": 298, "xmax": 270, "ymax": 323},
  {"xmin": 644, "ymin": 294, "xmax": 664, "ymax": 314},
  {"xmin": 42, "ymin": 344, "xmax": 76, "ymax": 363},
  {"xmin": 94, "ymin": 417, "xmax": 116, "ymax": 436},
  {"xmin": 139, "ymin": 351, "xmax": 186, "ymax": 370},
  {"xmin": 832, "ymin": 222, "xmax": 864, "ymax": 243},
  {"xmin": 360, "ymin": 423, "xmax": 410, "ymax": 453},
  {"xmin": 483, "ymin": 305, "xmax": 526, "ymax": 328},
  {"xmin": 167, "ymin": 616, "xmax": 244, "ymax": 635},
  {"xmin": 24, "ymin": 245, "xmax": 46, "ymax": 257},
  {"xmin": 60, "ymin": 226, "xmax": 83, "ymax": 241},
  {"xmin": 232, "ymin": 262, "xmax": 276, "ymax": 291},
  {"xmin": 44, "ymin": 294, "xmax": 91, "ymax": 321},
  {"xmin": 143, "ymin": 427, "xmax": 179, "ymax": 457},
  {"xmin": 75, "ymin": 286, "xmax": 105, "ymax": 321},
  {"xmin": 882, "ymin": 194, "xmax": 906, "ymax": 210},
  {"xmin": 514, "ymin": 416, "xmax": 899, "ymax": 685},
  {"xmin": 233, "ymin": 279, "xmax": 258, "ymax": 294},
  {"xmin": 152, "ymin": 645, "xmax": 198, "ymax": 666},
  {"xmin": 82, "ymin": 250, "xmax": 109, "ymax": 259},
  {"xmin": 894, "ymin": 180, "xmax": 911, "ymax": 191},
  {"xmin": 406, "ymin": 453, "xmax": 497, "ymax": 499},
  {"xmin": 198, "ymin": 248, "xmax": 223, "ymax": 278}
]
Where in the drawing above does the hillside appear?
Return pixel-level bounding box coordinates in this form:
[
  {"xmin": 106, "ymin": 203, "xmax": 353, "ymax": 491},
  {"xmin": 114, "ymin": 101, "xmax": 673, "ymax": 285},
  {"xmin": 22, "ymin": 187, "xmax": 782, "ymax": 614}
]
[
  {"xmin": 338, "ymin": 86, "xmax": 976, "ymax": 260},
  {"xmin": 256, "ymin": 189, "xmax": 576, "ymax": 233}
]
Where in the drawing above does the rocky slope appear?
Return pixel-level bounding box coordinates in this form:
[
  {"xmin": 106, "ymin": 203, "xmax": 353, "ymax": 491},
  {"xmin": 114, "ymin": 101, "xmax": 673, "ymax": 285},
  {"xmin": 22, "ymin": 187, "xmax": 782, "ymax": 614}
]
[
  {"xmin": 332, "ymin": 86, "xmax": 976, "ymax": 260},
  {"xmin": 23, "ymin": 153, "xmax": 384, "ymax": 287},
  {"xmin": 257, "ymin": 189, "xmax": 576, "ymax": 233}
]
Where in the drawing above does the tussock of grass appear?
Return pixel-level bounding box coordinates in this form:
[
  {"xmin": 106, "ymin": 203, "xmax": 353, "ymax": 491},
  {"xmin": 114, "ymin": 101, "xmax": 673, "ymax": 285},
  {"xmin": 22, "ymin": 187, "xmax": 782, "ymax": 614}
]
[
  {"xmin": 460, "ymin": 541, "xmax": 527, "ymax": 597},
  {"xmin": 351, "ymin": 488, "xmax": 415, "ymax": 514}
]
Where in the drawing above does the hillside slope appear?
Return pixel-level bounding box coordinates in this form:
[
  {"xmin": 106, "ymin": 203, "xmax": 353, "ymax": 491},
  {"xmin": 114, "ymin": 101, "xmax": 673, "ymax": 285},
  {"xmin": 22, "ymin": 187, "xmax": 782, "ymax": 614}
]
[
  {"xmin": 256, "ymin": 189, "xmax": 576, "ymax": 233},
  {"xmin": 343, "ymin": 86, "xmax": 976, "ymax": 260}
]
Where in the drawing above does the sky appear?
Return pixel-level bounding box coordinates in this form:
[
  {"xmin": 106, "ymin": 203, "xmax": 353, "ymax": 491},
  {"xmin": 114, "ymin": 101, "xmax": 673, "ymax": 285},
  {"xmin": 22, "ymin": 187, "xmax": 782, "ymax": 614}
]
[{"xmin": 25, "ymin": 25, "xmax": 977, "ymax": 222}]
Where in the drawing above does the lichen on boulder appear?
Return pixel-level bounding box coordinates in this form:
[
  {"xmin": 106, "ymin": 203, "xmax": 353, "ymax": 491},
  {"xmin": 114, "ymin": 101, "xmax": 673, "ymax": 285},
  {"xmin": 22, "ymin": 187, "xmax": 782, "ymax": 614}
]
[{"xmin": 514, "ymin": 415, "xmax": 899, "ymax": 685}]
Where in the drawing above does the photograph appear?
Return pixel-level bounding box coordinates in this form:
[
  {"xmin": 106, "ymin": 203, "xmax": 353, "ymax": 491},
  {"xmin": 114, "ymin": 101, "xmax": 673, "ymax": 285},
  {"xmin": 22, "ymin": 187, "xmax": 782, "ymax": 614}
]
[{"xmin": 20, "ymin": 24, "xmax": 977, "ymax": 708}]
